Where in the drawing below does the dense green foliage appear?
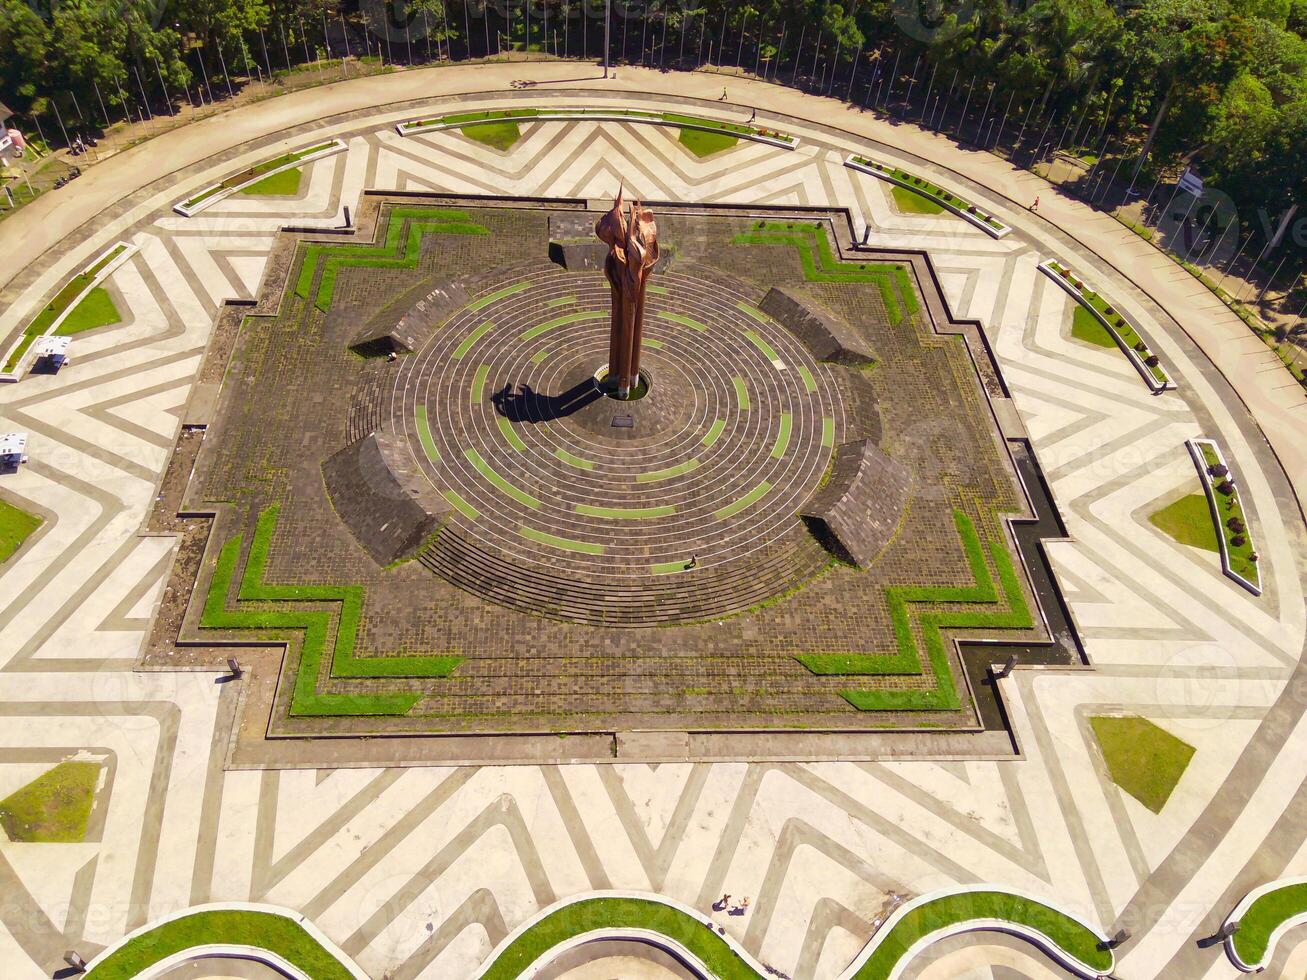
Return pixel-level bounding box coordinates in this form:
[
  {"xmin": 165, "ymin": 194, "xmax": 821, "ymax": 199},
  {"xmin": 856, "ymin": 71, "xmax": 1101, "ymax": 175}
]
[
  {"xmin": 2, "ymin": 1, "xmax": 1303, "ymax": 218},
  {"xmin": 1233, "ymin": 882, "xmax": 1307, "ymax": 965}
]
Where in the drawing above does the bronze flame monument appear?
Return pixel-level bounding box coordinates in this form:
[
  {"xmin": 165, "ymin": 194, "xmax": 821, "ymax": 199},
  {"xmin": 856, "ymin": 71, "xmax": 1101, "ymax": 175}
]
[{"xmin": 595, "ymin": 189, "xmax": 660, "ymax": 399}]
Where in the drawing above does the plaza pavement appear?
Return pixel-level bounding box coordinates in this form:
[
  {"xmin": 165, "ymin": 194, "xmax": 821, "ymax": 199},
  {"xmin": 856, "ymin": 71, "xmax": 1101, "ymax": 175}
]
[{"xmin": 0, "ymin": 64, "xmax": 1304, "ymax": 980}]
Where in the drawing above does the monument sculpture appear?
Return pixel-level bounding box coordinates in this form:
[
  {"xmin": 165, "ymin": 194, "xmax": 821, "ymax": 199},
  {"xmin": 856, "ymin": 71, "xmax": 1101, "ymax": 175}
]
[{"xmin": 595, "ymin": 189, "xmax": 660, "ymax": 399}]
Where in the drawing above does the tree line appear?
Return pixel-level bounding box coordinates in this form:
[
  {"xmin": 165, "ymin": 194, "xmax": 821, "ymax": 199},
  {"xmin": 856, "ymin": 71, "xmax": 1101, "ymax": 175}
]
[{"xmin": 1, "ymin": 0, "xmax": 1305, "ymax": 222}]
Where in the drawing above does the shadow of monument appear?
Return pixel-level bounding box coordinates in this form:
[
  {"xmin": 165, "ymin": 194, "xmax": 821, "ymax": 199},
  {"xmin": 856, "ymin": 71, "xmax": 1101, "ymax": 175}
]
[{"xmin": 492, "ymin": 379, "xmax": 602, "ymax": 423}]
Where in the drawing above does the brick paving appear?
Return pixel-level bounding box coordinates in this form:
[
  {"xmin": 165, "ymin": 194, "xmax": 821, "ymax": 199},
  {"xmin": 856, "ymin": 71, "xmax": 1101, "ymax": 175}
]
[{"xmin": 191, "ymin": 200, "xmax": 1034, "ymax": 735}]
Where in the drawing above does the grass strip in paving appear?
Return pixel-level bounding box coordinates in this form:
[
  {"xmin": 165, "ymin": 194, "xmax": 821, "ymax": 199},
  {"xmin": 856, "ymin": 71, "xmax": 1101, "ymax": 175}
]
[
  {"xmin": 520, "ymin": 526, "xmax": 605, "ymax": 555},
  {"xmin": 821, "ymin": 417, "xmax": 836, "ymax": 448},
  {"xmin": 644, "ymin": 338, "xmax": 665, "ymax": 350},
  {"xmin": 636, "ymin": 459, "xmax": 701, "ymax": 483},
  {"xmin": 295, "ymin": 207, "xmax": 490, "ymax": 311},
  {"xmin": 496, "ymin": 416, "xmax": 528, "ymax": 452},
  {"xmin": 444, "ymin": 490, "xmax": 479, "ymax": 520},
  {"xmin": 453, "ymin": 320, "xmax": 496, "ymax": 360},
  {"xmin": 1090, "ymin": 715, "xmax": 1194, "ymax": 813},
  {"xmin": 240, "ymin": 167, "xmax": 303, "ymax": 196},
  {"xmin": 182, "ymin": 141, "xmax": 337, "ymax": 208},
  {"xmin": 731, "ymin": 221, "xmax": 919, "ymax": 324},
  {"xmin": 744, "ymin": 329, "xmax": 784, "ymax": 366},
  {"xmin": 545, "ymin": 295, "xmax": 577, "ymax": 307},
  {"xmin": 797, "ymin": 365, "xmax": 818, "ymax": 393},
  {"xmin": 679, "ymin": 127, "xmax": 739, "ymax": 156},
  {"xmin": 647, "ymin": 285, "xmax": 669, "ymax": 296},
  {"xmin": 0, "ymin": 760, "xmax": 99, "ymax": 842},
  {"xmin": 736, "ymin": 302, "xmax": 770, "ymax": 324},
  {"xmin": 1148, "ymin": 493, "xmax": 1218, "ymax": 551},
  {"xmin": 554, "ymin": 448, "xmax": 595, "ymax": 470},
  {"xmin": 464, "ymin": 449, "xmax": 541, "ymax": 509},
  {"xmin": 796, "ymin": 510, "xmax": 1033, "ymax": 712},
  {"xmin": 889, "ymin": 183, "xmax": 947, "ymax": 214},
  {"xmin": 701, "ymin": 419, "xmax": 727, "ymax": 447},
  {"xmin": 657, "ymin": 311, "xmax": 709, "ymax": 331},
  {"xmin": 1070, "ymin": 304, "xmax": 1116, "ymax": 347},
  {"xmin": 6, "ymin": 245, "xmax": 126, "ymax": 371},
  {"xmin": 84, "ymin": 909, "xmax": 356, "ymax": 980},
  {"xmin": 415, "ymin": 406, "xmax": 440, "ymax": 463},
  {"xmin": 575, "ymin": 503, "xmax": 677, "ymax": 519},
  {"xmin": 732, "ymin": 376, "xmax": 750, "ymax": 410},
  {"xmin": 1198, "ymin": 442, "xmax": 1260, "ymax": 584},
  {"xmin": 201, "ymin": 506, "xmax": 460, "ymax": 716},
  {"xmin": 461, "ymin": 120, "xmax": 521, "ymax": 150},
  {"xmin": 0, "ymin": 498, "xmax": 43, "ymax": 563},
  {"xmin": 55, "ymin": 287, "xmax": 121, "ymax": 336},
  {"xmin": 714, "ymin": 481, "xmax": 771, "ymax": 520},
  {"xmin": 651, "ymin": 559, "xmax": 693, "ymax": 574},
  {"xmin": 520, "ymin": 310, "xmax": 605, "ymax": 341},
  {"xmin": 470, "ymin": 364, "xmax": 491, "ymax": 403},
  {"xmin": 771, "ymin": 413, "xmax": 793, "ymax": 458},
  {"xmin": 467, "ymin": 280, "xmax": 530, "ymax": 311},
  {"xmin": 1233, "ymin": 882, "xmax": 1307, "ymax": 966}
]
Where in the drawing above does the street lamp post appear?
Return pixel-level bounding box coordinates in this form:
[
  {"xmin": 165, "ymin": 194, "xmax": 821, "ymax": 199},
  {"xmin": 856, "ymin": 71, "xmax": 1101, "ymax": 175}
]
[{"xmin": 603, "ymin": 0, "xmax": 611, "ymax": 77}]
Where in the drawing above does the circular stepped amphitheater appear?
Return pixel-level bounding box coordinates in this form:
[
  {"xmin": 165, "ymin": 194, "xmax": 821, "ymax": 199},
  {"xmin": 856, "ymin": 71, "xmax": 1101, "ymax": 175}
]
[{"xmin": 388, "ymin": 264, "xmax": 853, "ymax": 626}]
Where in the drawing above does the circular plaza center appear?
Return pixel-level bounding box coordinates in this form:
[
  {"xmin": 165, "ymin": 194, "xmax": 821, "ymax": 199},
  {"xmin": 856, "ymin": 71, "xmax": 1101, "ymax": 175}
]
[{"xmin": 389, "ymin": 265, "xmax": 845, "ymax": 625}]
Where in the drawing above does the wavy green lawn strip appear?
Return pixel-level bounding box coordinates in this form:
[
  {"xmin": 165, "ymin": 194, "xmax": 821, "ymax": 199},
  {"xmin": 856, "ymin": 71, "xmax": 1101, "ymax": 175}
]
[
  {"xmin": 732, "ymin": 221, "xmax": 918, "ymax": 324},
  {"xmin": 497, "ymin": 416, "xmax": 528, "ymax": 452},
  {"xmin": 468, "ymin": 280, "xmax": 531, "ymax": 312},
  {"xmin": 454, "ymin": 321, "xmax": 497, "ymax": 360},
  {"xmin": 294, "ymin": 207, "xmax": 489, "ymax": 310},
  {"xmin": 470, "ymin": 364, "xmax": 490, "ymax": 403},
  {"xmin": 444, "ymin": 490, "xmax": 479, "ymax": 520},
  {"xmin": 84, "ymin": 909, "xmax": 355, "ymax": 980},
  {"xmin": 797, "ymin": 510, "xmax": 1033, "ymax": 711},
  {"xmin": 822, "ymin": 417, "xmax": 836, "ymax": 448},
  {"xmin": 798, "ymin": 365, "xmax": 818, "ymax": 393},
  {"xmin": 83, "ymin": 894, "xmax": 1107, "ymax": 980},
  {"xmin": 1233, "ymin": 882, "xmax": 1307, "ymax": 965},
  {"xmin": 0, "ymin": 498, "xmax": 43, "ymax": 563},
  {"xmin": 201, "ymin": 505, "xmax": 460, "ymax": 717},
  {"xmin": 744, "ymin": 329, "xmax": 784, "ymax": 365}
]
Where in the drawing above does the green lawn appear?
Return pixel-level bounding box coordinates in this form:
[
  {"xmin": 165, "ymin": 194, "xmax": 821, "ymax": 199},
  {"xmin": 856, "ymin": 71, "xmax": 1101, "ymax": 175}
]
[
  {"xmin": 79, "ymin": 892, "xmax": 1110, "ymax": 980},
  {"xmin": 1070, "ymin": 305, "xmax": 1116, "ymax": 348},
  {"xmin": 890, "ymin": 184, "xmax": 946, "ymax": 215},
  {"xmin": 0, "ymin": 498, "xmax": 42, "ymax": 563},
  {"xmin": 1090, "ymin": 715, "xmax": 1195, "ymax": 813},
  {"xmin": 182, "ymin": 140, "xmax": 337, "ymax": 208},
  {"xmin": 1149, "ymin": 494, "xmax": 1218, "ymax": 551},
  {"xmin": 55, "ymin": 287, "xmax": 121, "ymax": 336},
  {"xmin": 1233, "ymin": 882, "xmax": 1307, "ymax": 966},
  {"xmin": 1048, "ymin": 262, "xmax": 1170, "ymax": 386},
  {"xmin": 4, "ymin": 244, "xmax": 126, "ymax": 371},
  {"xmin": 240, "ymin": 167, "xmax": 303, "ymax": 196},
  {"xmin": 84, "ymin": 910, "xmax": 355, "ymax": 980},
  {"xmin": 461, "ymin": 121, "xmax": 522, "ymax": 150},
  {"xmin": 679, "ymin": 127, "xmax": 739, "ymax": 157},
  {"xmin": 0, "ymin": 760, "xmax": 99, "ymax": 842}
]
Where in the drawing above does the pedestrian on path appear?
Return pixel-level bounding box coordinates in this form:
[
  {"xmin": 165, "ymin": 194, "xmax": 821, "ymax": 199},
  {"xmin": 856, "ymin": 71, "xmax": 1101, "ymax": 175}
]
[
  {"xmin": 720, "ymin": 86, "xmax": 728, "ymax": 101},
  {"xmin": 1030, "ymin": 196, "xmax": 1040, "ymax": 212},
  {"xmin": 712, "ymin": 893, "xmax": 729, "ymax": 911},
  {"xmin": 748, "ymin": 108, "xmax": 756, "ymax": 122}
]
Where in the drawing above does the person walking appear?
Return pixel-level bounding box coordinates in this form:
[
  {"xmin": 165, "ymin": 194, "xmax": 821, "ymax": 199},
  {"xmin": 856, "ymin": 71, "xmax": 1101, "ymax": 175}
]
[
  {"xmin": 720, "ymin": 86, "xmax": 728, "ymax": 101},
  {"xmin": 1030, "ymin": 196, "xmax": 1040, "ymax": 212}
]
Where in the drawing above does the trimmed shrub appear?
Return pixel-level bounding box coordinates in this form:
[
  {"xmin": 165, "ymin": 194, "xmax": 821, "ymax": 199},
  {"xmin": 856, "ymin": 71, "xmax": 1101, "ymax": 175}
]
[
  {"xmin": 1209, "ymin": 463, "xmax": 1229, "ymax": 478},
  {"xmin": 1232, "ymin": 534, "xmax": 1247, "ymax": 547},
  {"xmin": 1217, "ymin": 480, "xmax": 1235, "ymax": 495},
  {"xmin": 1145, "ymin": 354, "xmax": 1160, "ymax": 367}
]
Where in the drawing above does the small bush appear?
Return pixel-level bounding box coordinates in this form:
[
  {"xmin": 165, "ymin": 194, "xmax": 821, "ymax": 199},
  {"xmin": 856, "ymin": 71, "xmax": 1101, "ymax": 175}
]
[
  {"xmin": 968, "ymin": 205, "xmax": 977, "ymax": 214},
  {"xmin": 1250, "ymin": 553, "xmax": 1259, "ymax": 562},
  {"xmin": 1217, "ymin": 480, "xmax": 1235, "ymax": 495},
  {"xmin": 1227, "ymin": 517, "xmax": 1245, "ymax": 533},
  {"xmin": 1145, "ymin": 354, "xmax": 1160, "ymax": 367},
  {"xmin": 1134, "ymin": 341, "xmax": 1147, "ymax": 352},
  {"xmin": 1232, "ymin": 534, "xmax": 1246, "ymax": 547},
  {"xmin": 1209, "ymin": 463, "xmax": 1229, "ymax": 478},
  {"xmin": 1104, "ymin": 306, "xmax": 1115, "ymax": 315}
]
